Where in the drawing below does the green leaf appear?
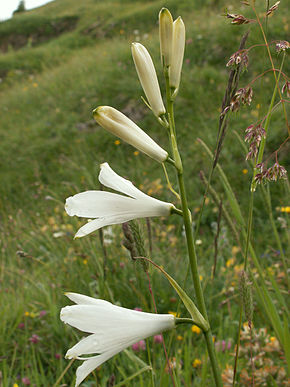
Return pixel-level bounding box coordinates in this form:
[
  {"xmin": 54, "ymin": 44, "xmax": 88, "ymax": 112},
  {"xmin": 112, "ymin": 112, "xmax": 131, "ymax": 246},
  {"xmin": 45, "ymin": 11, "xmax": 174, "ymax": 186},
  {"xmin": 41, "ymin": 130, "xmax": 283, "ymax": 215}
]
[{"xmin": 143, "ymin": 258, "xmax": 209, "ymax": 331}]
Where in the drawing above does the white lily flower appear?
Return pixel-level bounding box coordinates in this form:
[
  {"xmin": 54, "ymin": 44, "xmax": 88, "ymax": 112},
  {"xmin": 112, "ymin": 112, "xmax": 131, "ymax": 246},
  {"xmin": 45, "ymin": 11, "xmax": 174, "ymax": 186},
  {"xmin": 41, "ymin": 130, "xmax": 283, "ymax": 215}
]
[
  {"xmin": 60, "ymin": 292, "xmax": 175, "ymax": 386},
  {"xmin": 169, "ymin": 17, "xmax": 185, "ymax": 90},
  {"xmin": 159, "ymin": 8, "xmax": 173, "ymax": 67},
  {"xmin": 131, "ymin": 42, "xmax": 166, "ymax": 117},
  {"xmin": 93, "ymin": 106, "xmax": 168, "ymax": 163},
  {"xmin": 65, "ymin": 163, "xmax": 174, "ymax": 238}
]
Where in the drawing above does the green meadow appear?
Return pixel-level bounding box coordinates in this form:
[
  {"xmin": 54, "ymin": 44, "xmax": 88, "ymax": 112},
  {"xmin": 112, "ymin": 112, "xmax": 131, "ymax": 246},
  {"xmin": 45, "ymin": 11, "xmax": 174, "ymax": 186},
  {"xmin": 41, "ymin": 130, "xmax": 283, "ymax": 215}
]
[{"xmin": 0, "ymin": 0, "xmax": 289, "ymax": 385}]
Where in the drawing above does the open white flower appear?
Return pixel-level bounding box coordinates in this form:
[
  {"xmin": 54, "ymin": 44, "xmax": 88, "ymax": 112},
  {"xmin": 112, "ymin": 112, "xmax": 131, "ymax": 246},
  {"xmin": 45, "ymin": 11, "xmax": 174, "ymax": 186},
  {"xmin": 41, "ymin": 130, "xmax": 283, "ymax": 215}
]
[
  {"xmin": 60, "ymin": 292, "xmax": 175, "ymax": 386},
  {"xmin": 93, "ymin": 106, "xmax": 168, "ymax": 162},
  {"xmin": 131, "ymin": 42, "xmax": 166, "ymax": 117},
  {"xmin": 65, "ymin": 163, "xmax": 175, "ymax": 238},
  {"xmin": 169, "ymin": 17, "xmax": 185, "ymax": 90}
]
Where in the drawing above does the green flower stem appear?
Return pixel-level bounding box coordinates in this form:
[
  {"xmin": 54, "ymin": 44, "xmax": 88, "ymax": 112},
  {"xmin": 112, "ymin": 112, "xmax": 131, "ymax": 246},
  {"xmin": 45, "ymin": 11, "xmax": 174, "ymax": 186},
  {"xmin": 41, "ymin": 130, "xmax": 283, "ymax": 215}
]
[
  {"xmin": 175, "ymin": 318, "xmax": 194, "ymax": 325},
  {"xmin": 232, "ymin": 190, "xmax": 254, "ymax": 386},
  {"xmin": 164, "ymin": 69, "xmax": 222, "ymax": 387}
]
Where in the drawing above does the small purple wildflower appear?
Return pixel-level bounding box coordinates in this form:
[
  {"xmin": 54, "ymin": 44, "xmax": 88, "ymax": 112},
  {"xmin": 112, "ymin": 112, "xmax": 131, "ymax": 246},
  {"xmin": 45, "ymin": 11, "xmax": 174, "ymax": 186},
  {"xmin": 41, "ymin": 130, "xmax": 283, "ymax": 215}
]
[
  {"xmin": 29, "ymin": 334, "xmax": 40, "ymax": 344},
  {"xmin": 132, "ymin": 340, "xmax": 146, "ymax": 352},
  {"xmin": 39, "ymin": 310, "xmax": 47, "ymax": 318},
  {"xmin": 154, "ymin": 334, "xmax": 163, "ymax": 344},
  {"xmin": 22, "ymin": 377, "xmax": 31, "ymax": 385}
]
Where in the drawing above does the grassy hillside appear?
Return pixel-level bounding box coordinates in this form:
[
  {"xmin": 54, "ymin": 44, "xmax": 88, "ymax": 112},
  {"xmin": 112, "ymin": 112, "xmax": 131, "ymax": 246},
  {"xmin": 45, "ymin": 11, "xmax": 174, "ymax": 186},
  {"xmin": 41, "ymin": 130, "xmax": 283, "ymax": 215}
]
[{"xmin": 0, "ymin": 0, "xmax": 289, "ymax": 386}]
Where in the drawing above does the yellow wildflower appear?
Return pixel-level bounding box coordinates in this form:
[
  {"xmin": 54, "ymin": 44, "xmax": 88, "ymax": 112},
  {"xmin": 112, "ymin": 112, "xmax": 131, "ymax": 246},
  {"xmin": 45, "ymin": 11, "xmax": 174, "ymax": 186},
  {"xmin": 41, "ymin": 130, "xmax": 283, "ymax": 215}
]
[
  {"xmin": 191, "ymin": 325, "xmax": 201, "ymax": 334},
  {"xmin": 242, "ymin": 169, "xmax": 248, "ymax": 174},
  {"xmin": 134, "ymin": 151, "xmax": 139, "ymax": 156},
  {"xmin": 192, "ymin": 358, "xmax": 202, "ymax": 367},
  {"xmin": 281, "ymin": 206, "xmax": 290, "ymax": 213},
  {"xmin": 177, "ymin": 335, "xmax": 183, "ymax": 341},
  {"xmin": 226, "ymin": 258, "xmax": 235, "ymax": 267},
  {"xmin": 168, "ymin": 311, "xmax": 179, "ymax": 317},
  {"xmin": 114, "ymin": 140, "xmax": 120, "ymax": 145}
]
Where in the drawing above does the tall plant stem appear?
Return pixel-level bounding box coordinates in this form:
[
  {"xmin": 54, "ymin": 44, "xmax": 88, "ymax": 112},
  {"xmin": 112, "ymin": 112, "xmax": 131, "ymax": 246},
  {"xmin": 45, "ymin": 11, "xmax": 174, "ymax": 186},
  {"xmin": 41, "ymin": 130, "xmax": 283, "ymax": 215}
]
[
  {"xmin": 194, "ymin": 117, "xmax": 227, "ymax": 240},
  {"xmin": 232, "ymin": 191, "xmax": 254, "ymax": 386},
  {"xmin": 164, "ymin": 71, "xmax": 222, "ymax": 387}
]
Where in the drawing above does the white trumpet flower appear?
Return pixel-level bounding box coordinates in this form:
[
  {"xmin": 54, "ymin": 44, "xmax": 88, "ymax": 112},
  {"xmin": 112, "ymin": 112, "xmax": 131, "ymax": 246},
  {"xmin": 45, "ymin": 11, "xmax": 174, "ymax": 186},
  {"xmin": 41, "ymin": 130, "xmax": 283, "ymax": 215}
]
[
  {"xmin": 60, "ymin": 292, "xmax": 175, "ymax": 386},
  {"xmin": 131, "ymin": 42, "xmax": 166, "ymax": 117},
  {"xmin": 159, "ymin": 8, "xmax": 173, "ymax": 67},
  {"xmin": 65, "ymin": 163, "xmax": 175, "ymax": 238},
  {"xmin": 93, "ymin": 106, "xmax": 168, "ymax": 163},
  {"xmin": 169, "ymin": 17, "xmax": 185, "ymax": 90}
]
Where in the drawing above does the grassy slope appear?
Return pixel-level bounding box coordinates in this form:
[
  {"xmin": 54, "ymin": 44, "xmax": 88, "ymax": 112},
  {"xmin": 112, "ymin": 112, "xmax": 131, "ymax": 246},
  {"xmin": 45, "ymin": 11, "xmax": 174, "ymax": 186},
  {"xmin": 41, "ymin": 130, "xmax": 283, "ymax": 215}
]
[{"xmin": 0, "ymin": 0, "xmax": 289, "ymax": 385}]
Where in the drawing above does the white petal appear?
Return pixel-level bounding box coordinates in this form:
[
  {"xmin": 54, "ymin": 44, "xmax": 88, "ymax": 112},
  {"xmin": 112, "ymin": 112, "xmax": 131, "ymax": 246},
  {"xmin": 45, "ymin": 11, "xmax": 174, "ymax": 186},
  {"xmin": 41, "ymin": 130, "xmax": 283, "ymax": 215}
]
[
  {"xmin": 99, "ymin": 163, "xmax": 147, "ymax": 200},
  {"xmin": 65, "ymin": 191, "xmax": 140, "ymax": 218},
  {"xmin": 72, "ymin": 204, "xmax": 173, "ymax": 238},
  {"xmin": 61, "ymin": 304, "xmax": 175, "ymax": 336},
  {"xmin": 65, "ymin": 293, "xmax": 113, "ymax": 307},
  {"xmin": 75, "ymin": 348, "xmax": 122, "ymax": 387},
  {"xmin": 73, "ymin": 214, "xmax": 136, "ymax": 238}
]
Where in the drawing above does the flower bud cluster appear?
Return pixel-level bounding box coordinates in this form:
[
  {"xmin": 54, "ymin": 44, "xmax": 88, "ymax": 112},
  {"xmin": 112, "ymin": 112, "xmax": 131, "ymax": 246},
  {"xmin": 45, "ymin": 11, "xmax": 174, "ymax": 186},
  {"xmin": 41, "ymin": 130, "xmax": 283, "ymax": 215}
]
[
  {"xmin": 275, "ymin": 40, "xmax": 290, "ymax": 53},
  {"xmin": 244, "ymin": 124, "xmax": 265, "ymax": 160},
  {"xmin": 226, "ymin": 50, "xmax": 249, "ymax": 69},
  {"xmin": 230, "ymin": 87, "xmax": 253, "ymax": 112},
  {"xmin": 266, "ymin": 1, "xmax": 280, "ymax": 16},
  {"xmin": 226, "ymin": 13, "xmax": 254, "ymax": 25},
  {"xmin": 254, "ymin": 162, "xmax": 287, "ymax": 184},
  {"xmin": 282, "ymin": 80, "xmax": 290, "ymax": 98}
]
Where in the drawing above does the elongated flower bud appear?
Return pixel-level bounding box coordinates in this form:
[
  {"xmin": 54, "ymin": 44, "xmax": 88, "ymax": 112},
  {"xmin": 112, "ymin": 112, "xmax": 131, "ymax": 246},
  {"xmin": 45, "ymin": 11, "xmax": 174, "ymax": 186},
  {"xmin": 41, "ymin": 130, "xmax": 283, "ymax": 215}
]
[
  {"xmin": 159, "ymin": 8, "xmax": 173, "ymax": 67},
  {"xmin": 169, "ymin": 17, "xmax": 185, "ymax": 90},
  {"xmin": 93, "ymin": 106, "xmax": 168, "ymax": 162},
  {"xmin": 131, "ymin": 43, "xmax": 166, "ymax": 117}
]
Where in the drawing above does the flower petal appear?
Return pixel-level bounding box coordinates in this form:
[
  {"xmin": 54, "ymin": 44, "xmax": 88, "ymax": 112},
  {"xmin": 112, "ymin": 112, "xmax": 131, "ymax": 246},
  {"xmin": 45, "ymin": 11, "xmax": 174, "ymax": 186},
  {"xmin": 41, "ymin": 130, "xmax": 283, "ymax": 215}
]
[
  {"xmin": 65, "ymin": 191, "xmax": 140, "ymax": 218},
  {"xmin": 65, "ymin": 293, "xmax": 112, "ymax": 307},
  {"xmin": 73, "ymin": 214, "xmax": 137, "ymax": 238},
  {"xmin": 75, "ymin": 348, "xmax": 123, "ymax": 387},
  {"xmin": 61, "ymin": 304, "xmax": 175, "ymax": 336},
  {"xmin": 99, "ymin": 163, "xmax": 147, "ymax": 200}
]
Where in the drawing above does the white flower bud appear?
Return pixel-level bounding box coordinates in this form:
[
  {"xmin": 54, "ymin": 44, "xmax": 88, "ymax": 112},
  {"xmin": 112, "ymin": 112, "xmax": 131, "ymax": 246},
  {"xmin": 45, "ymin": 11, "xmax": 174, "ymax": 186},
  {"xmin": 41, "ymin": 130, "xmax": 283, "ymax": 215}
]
[
  {"xmin": 169, "ymin": 17, "xmax": 185, "ymax": 90},
  {"xmin": 131, "ymin": 43, "xmax": 166, "ymax": 117},
  {"xmin": 159, "ymin": 8, "xmax": 173, "ymax": 67},
  {"xmin": 93, "ymin": 106, "xmax": 168, "ymax": 162}
]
